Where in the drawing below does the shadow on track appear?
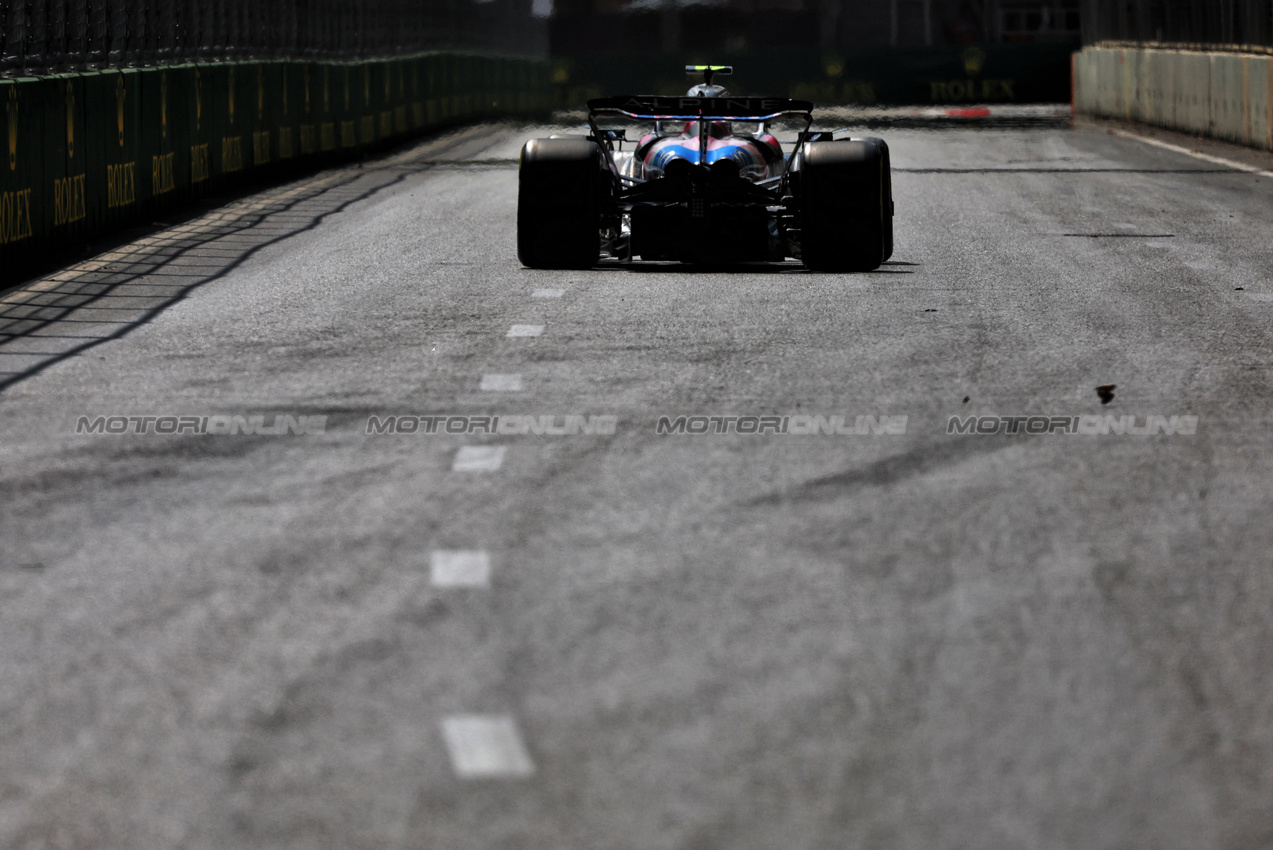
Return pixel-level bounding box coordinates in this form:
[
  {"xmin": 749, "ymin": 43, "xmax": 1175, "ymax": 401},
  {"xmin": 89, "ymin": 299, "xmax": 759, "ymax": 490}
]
[
  {"xmin": 0, "ymin": 168, "xmax": 412, "ymax": 395},
  {"xmin": 592, "ymin": 259, "xmax": 917, "ymax": 275}
]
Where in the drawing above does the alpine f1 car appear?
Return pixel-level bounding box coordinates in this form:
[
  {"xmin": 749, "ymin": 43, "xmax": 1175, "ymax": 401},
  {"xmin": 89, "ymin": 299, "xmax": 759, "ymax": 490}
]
[{"xmin": 518, "ymin": 65, "xmax": 893, "ymax": 271}]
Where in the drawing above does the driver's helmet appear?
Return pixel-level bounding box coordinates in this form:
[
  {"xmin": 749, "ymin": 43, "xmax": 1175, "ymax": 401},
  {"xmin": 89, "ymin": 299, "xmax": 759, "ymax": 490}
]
[
  {"xmin": 683, "ymin": 82, "xmax": 731, "ymax": 139},
  {"xmin": 687, "ymin": 82, "xmax": 728, "ymax": 98}
]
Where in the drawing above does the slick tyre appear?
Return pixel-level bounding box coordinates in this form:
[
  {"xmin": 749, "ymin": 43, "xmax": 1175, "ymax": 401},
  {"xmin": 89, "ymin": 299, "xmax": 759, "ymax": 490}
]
[
  {"xmin": 798, "ymin": 140, "xmax": 889, "ymax": 272},
  {"xmin": 517, "ymin": 138, "xmax": 604, "ymax": 270},
  {"xmin": 854, "ymin": 136, "xmax": 894, "ymax": 262}
]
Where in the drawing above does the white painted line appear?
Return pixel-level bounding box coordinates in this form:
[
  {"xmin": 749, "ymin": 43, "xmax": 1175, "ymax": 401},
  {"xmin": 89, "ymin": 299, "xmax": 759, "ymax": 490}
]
[
  {"xmin": 1109, "ymin": 128, "xmax": 1273, "ymax": 179},
  {"xmin": 452, "ymin": 446, "xmax": 506, "ymax": 472},
  {"xmin": 531, "ymin": 288, "xmax": 564, "ymax": 298},
  {"xmin": 441, "ymin": 715, "xmax": 536, "ymax": 779},
  {"xmin": 506, "ymin": 324, "xmax": 544, "ymax": 338},
  {"xmin": 430, "ymin": 550, "xmax": 491, "ymax": 587},
  {"xmin": 480, "ymin": 373, "xmax": 523, "ymax": 392}
]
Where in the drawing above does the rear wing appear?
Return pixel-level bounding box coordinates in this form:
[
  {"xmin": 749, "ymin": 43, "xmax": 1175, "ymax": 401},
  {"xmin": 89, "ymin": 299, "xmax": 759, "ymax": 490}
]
[
  {"xmin": 587, "ymin": 95, "xmax": 812, "ymax": 121},
  {"xmin": 585, "ymin": 94, "xmax": 815, "ymax": 192}
]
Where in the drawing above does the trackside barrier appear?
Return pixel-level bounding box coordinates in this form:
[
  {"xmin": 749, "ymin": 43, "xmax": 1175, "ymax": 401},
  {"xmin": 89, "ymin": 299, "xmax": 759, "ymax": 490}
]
[
  {"xmin": 1074, "ymin": 46, "xmax": 1273, "ymax": 151},
  {"xmin": 1, "ymin": 54, "xmax": 550, "ymax": 267},
  {"xmin": 551, "ymin": 44, "xmax": 1076, "ymax": 110}
]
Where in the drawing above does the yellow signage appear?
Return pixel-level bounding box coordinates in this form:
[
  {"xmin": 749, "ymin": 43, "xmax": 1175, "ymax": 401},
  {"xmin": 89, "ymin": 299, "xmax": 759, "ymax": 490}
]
[
  {"xmin": 930, "ymin": 79, "xmax": 1015, "ymax": 102},
  {"xmin": 54, "ymin": 173, "xmax": 87, "ymax": 224},
  {"xmin": 152, "ymin": 153, "xmax": 175, "ymax": 195},
  {"xmin": 191, "ymin": 143, "xmax": 210, "ymax": 183},
  {"xmin": 962, "ymin": 47, "xmax": 987, "ymax": 77},
  {"xmin": 6, "ymin": 87, "xmax": 16, "ymax": 170},
  {"xmin": 116, "ymin": 76, "xmax": 126, "ymax": 146},
  {"xmin": 0, "ymin": 188, "xmax": 33, "ymax": 243},
  {"xmin": 222, "ymin": 136, "xmax": 244, "ymax": 172},
  {"xmin": 66, "ymin": 82, "xmax": 75, "ymax": 158},
  {"xmin": 106, "ymin": 161, "xmax": 136, "ymax": 208},
  {"xmin": 252, "ymin": 131, "xmax": 270, "ymax": 165}
]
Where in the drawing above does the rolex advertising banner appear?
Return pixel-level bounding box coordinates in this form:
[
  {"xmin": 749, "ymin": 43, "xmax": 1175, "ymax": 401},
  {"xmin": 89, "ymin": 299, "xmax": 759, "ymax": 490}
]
[
  {"xmin": 0, "ymin": 54, "xmax": 551, "ymax": 271},
  {"xmin": 552, "ymin": 43, "xmax": 1075, "ymax": 110},
  {"xmin": 1, "ymin": 79, "xmax": 41, "ymax": 254}
]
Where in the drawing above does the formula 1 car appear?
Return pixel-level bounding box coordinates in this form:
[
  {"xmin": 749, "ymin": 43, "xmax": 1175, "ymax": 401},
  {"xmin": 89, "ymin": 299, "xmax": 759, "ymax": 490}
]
[{"xmin": 518, "ymin": 65, "xmax": 893, "ymax": 271}]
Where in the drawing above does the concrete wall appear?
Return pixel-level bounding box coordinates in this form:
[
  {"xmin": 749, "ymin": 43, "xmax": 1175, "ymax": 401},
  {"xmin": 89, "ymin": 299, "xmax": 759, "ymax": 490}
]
[
  {"xmin": 1, "ymin": 55, "xmax": 550, "ymax": 268},
  {"xmin": 1074, "ymin": 45, "xmax": 1273, "ymax": 150}
]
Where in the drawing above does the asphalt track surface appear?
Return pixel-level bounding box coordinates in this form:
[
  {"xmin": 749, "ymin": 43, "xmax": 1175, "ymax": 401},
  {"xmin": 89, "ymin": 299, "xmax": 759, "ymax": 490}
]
[{"xmin": 2, "ymin": 112, "xmax": 1273, "ymax": 850}]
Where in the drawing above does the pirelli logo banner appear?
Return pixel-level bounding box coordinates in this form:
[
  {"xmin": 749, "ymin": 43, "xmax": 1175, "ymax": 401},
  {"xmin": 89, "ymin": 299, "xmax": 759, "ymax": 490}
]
[{"xmin": 588, "ymin": 95, "xmax": 812, "ymax": 119}]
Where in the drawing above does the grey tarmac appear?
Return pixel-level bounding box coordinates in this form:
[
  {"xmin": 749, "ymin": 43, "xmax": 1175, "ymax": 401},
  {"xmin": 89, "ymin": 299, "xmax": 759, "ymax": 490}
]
[{"xmin": 1, "ymin": 114, "xmax": 1272, "ymax": 850}]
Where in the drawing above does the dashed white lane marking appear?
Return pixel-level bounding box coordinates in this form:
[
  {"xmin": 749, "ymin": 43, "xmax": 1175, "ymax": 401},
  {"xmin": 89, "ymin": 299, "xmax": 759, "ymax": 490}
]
[
  {"xmin": 506, "ymin": 324, "xmax": 544, "ymax": 337},
  {"xmin": 531, "ymin": 288, "xmax": 564, "ymax": 298},
  {"xmin": 430, "ymin": 550, "xmax": 492, "ymax": 587},
  {"xmin": 1109, "ymin": 128, "xmax": 1273, "ymax": 179},
  {"xmin": 452, "ymin": 446, "xmax": 506, "ymax": 471},
  {"xmin": 480, "ymin": 373, "xmax": 523, "ymax": 392},
  {"xmin": 441, "ymin": 715, "xmax": 536, "ymax": 779}
]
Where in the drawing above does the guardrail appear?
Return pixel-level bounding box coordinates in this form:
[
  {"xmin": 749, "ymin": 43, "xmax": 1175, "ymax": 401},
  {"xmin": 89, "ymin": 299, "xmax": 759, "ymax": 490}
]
[{"xmin": 0, "ymin": 53, "xmax": 550, "ymax": 266}]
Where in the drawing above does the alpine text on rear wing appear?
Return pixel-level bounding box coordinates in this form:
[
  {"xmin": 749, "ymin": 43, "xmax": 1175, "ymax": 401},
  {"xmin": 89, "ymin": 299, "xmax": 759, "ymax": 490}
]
[{"xmin": 587, "ymin": 96, "xmax": 813, "ymax": 121}]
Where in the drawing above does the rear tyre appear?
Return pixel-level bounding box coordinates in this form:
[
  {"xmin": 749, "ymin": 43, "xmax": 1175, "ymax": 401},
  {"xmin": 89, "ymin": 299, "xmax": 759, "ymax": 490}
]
[
  {"xmin": 517, "ymin": 138, "xmax": 603, "ymax": 270},
  {"xmin": 798, "ymin": 140, "xmax": 889, "ymax": 272},
  {"xmin": 854, "ymin": 136, "xmax": 894, "ymax": 262}
]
